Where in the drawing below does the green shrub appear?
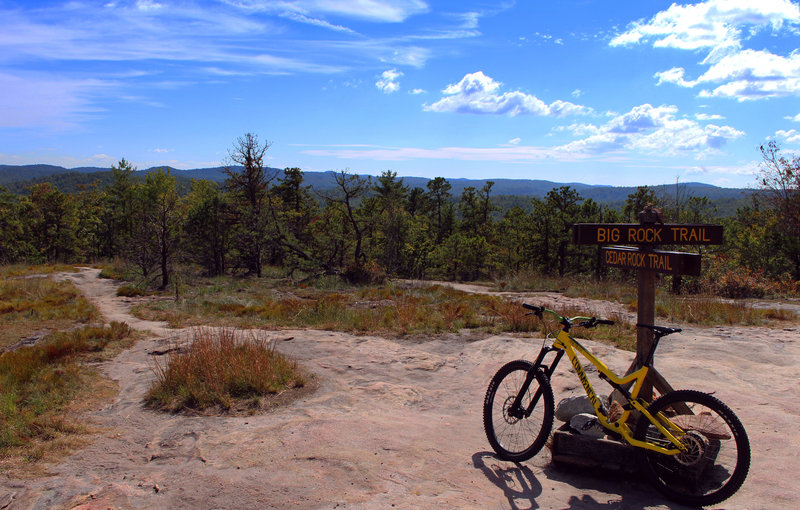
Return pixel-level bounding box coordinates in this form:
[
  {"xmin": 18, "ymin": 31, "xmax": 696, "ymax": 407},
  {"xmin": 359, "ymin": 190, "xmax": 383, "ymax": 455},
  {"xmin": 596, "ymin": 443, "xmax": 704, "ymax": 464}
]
[{"xmin": 116, "ymin": 285, "xmax": 145, "ymax": 297}]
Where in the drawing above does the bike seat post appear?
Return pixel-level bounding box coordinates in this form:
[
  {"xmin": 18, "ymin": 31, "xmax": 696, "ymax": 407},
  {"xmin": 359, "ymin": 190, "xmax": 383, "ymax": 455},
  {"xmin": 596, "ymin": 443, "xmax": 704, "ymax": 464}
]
[{"xmin": 639, "ymin": 326, "xmax": 664, "ymax": 368}]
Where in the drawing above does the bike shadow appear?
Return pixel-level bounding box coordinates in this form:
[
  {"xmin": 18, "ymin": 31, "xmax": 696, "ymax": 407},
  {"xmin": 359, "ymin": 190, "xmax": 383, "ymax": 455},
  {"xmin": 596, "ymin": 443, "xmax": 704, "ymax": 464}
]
[
  {"xmin": 472, "ymin": 452, "xmax": 543, "ymax": 509},
  {"xmin": 473, "ymin": 451, "xmax": 701, "ymax": 510}
]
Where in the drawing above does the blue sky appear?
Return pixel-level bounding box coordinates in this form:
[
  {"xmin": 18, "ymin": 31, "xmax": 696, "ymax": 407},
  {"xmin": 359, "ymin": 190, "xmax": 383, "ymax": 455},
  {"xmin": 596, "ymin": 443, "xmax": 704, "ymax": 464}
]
[{"xmin": 2, "ymin": 0, "xmax": 800, "ymax": 187}]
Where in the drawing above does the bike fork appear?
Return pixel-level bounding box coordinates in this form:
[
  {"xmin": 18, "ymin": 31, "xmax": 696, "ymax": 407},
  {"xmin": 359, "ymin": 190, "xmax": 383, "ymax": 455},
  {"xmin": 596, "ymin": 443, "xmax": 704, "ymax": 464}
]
[{"xmin": 509, "ymin": 346, "xmax": 564, "ymax": 419}]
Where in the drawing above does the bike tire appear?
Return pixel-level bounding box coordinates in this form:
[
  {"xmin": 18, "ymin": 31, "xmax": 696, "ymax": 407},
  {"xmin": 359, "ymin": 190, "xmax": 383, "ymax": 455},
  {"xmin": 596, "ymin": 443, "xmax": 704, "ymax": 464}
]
[
  {"xmin": 483, "ymin": 360, "xmax": 554, "ymax": 462},
  {"xmin": 634, "ymin": 389, "xmax": 750, "ymax": 507}
]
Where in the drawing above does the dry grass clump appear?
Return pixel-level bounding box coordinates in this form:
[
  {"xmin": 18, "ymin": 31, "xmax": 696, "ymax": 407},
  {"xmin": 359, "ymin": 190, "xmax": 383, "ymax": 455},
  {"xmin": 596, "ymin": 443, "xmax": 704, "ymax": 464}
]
[
  {"xmin": 0, "ymin": 322, "xmax": 133, "ymax": 451},
  {"xmin": 0, "ymin": 264, "xmax": 78, "ymax": 278},
  {"xmin": 687, "ymin": 254, "xmax": 800, "ymax": 298},
  {"xmin": 655, "ymin": 295, "xmax": 795, "ymax": 326},
  {"xmin": 134, "ymin": 282, "xmax": 501, "ymax": 334},
  {"xmin": 134, "ymin": 277, "xmax": 640, "ymax": 343},
  {"xmin": 487, "ymin": 299, "xmax": 540, "ymax": 333},
  {"xmin": 0, "ymin": 277, "xmax": 97, "ymax": 321},
  {"xmin": 116, "ymin": 285, "xmax": 146, "ymax": 297},
  {"xmin": 146, "ymin": 329, "xmax": 306, "ymax": 412},
  {"xmin": 0, "ymin": 277, "xmax": 99, "ymax": 349}
]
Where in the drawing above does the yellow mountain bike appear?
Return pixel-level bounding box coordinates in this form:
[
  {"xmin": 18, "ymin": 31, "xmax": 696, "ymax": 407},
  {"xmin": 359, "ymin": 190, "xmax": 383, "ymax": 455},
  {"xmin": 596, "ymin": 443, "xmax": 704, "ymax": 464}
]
[{"xmin": 483, "ymin": 304, "xmax": 750, "ymax": 507}]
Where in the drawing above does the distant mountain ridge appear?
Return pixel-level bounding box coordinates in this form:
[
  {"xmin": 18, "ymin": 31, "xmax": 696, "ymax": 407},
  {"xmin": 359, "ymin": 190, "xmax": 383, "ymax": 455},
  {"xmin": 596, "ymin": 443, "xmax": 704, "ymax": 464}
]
[{"xmin": 0, "ymin": 164, "xmax": 753, "ymax": 207}]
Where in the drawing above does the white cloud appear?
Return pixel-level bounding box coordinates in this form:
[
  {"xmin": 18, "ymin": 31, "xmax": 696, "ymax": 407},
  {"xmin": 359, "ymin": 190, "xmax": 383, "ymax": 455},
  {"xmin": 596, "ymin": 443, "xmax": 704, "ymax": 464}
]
[
  {"xmin": 424, "ymin": 71, "xmax": 592, "ymax": 117},
  {"xmin": 0, "ymin": 152, "xmax": 118, "ymax": 168},
  {"xmin": 616, "ymin": 1, "xmax": 800, "ymax": 101},
  {"xmin": 279, "ymin": 11, "xmax": 356, "ymax": 33},
  {"xmin": 696, "ymin": 113, "xmax": 725, "ymax": 120},
  {"xmin": 136, "ymin": 0, "xmax": 163, "ymax": 12},
  {"xmin": 0, "ymin": 72, "xmax": 111, "ymax": 129},
  {"xmin": 227, "ymin": 0, "xmax": 429, "ymax": 23},
  {"xmin": 558, "ymin": 123, "xmax": 602, "ymax": 136},
  {"xmin": 655, "ymin": 67, "xmax": 697, "ymax": 87},
  {"xmin": 376, "ymin": 68, "xmax": 403, "ymax": 93},
  {"xmin": 571, "ymin": 89, "xmax": 582, "ymax": 98},
  {"xmin": 786, "ymin": 113, "xmax": 800, "ymax": 122},
  {"xmin": 610, "ymin": 0, "xmax": 800, "ymax": 58},
  {"xmin": 409, "ymin": 88, "xmax": 426, "ymax": 95},
  {"xmin": 299, "ymin": 104, "xmax": 743, "ymax": 164},
  {"xmin": 301, "ymin": 143, "xmax": 559, "ymax": 162},
  {"xmin": 557, "ymin": 103, "xmax": 744, "ymax": 155},
  {"xmin": 683, "ymin": 161, "xmax": 760, "ymax": 177},
  {"xmin": 696, "ymin": 49, "xmax": 800, "ymax": 100},
  {"xmin": 307, "ymin": 0, "xmax": 429, "ymax": 22},
  {"xmin": 655, "ymin": 49, "xmax": 800, "ymax": 101},
  {"xmin": 776, "ymin": 129, "xmax": 800, "ymax": 143}
]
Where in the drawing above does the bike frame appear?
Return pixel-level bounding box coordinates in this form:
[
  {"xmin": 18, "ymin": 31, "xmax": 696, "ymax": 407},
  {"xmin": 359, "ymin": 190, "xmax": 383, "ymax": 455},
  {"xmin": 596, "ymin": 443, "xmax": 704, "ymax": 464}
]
[{"xmin": 517, "ymin": 313, "xmax": 687, "ymax": 456}]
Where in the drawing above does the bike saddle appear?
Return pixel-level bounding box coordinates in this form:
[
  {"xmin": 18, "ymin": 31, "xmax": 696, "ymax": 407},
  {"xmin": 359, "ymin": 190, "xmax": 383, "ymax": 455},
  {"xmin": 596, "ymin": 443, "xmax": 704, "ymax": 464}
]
[{"xmin": 636, "ymin": 324, "xmax": 681, "ymax": 337}]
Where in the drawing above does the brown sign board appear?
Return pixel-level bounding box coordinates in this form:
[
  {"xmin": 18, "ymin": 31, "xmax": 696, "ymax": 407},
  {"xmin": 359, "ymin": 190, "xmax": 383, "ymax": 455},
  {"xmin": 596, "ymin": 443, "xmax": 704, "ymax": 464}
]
[
  {"xmin": 573, "ymin": 223, "xmax": 723, "ymax": 246},
  {"xmin": 602, "ymin": 246, "xmax": 701, "ymax": 276}
]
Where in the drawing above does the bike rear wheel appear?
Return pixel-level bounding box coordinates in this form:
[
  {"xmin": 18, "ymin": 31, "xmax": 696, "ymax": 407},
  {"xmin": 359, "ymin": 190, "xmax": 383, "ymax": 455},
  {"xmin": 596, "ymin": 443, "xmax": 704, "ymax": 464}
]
[
  {"xmin": 483, "ymin": 360, "xmax": 554, "ymax": 462},
  {"xmin": 634, "ymin": 389, "xmax": 750, "ymax": 507}
]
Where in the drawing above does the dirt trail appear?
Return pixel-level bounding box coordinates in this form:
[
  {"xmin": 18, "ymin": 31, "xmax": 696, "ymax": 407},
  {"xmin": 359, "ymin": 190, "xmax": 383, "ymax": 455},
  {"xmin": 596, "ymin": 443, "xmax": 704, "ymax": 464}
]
[
  {"xmin": 1, "ymin": 268, "xmax": 798, "ymax": 509},
  {"xmin": 406, "ymin": 280, "xmax": 633, "ymax": 321}
]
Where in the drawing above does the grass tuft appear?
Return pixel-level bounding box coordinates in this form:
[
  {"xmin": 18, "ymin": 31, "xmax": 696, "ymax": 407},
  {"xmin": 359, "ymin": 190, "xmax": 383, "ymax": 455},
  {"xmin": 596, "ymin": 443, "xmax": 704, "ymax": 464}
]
[
  {"xmin": 0, "ymin": 322, "xmax": 133, "ymax": 451},
  {"xmin": 655, "ymin": 295, "xmax": 795, "ymax": 326},
  {"xmin": 0, "ymin": 277, "xmax": 100, "ymax": 350},
  {"xmin": 145, "ymin": 328, "xmax": 306, "ymax": 412},
  {"xmin": 116, "ymin": 285, "xmax": 145, "ymax": 297},
  {"xmin": 0, "ymin": 264, "xmax": 79, "ymax": 278}
]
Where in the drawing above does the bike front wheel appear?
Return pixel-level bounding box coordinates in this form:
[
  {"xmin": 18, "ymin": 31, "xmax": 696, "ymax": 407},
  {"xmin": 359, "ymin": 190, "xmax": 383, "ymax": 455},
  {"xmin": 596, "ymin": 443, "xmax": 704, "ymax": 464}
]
[
  {"xmin": 483, "ymin": 360, "xmax": 554, "ymax": 462},
  {"xmin": 634, "ymin": 389, "xmax": 750, "ymax": 507}
]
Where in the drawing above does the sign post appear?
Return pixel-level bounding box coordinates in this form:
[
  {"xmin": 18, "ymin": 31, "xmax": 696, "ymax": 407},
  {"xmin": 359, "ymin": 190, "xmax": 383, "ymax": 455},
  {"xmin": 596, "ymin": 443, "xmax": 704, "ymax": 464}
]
[{"xmin": 573, "ymin": 215, "xmax": 723, "ymax": 400}]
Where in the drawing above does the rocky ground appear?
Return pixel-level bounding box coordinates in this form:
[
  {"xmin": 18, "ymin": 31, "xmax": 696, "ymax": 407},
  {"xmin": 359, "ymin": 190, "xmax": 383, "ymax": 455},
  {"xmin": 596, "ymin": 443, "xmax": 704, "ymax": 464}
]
[{"xmin": 1, "ymin": 267, "xmax": 798, "ymax": 509}]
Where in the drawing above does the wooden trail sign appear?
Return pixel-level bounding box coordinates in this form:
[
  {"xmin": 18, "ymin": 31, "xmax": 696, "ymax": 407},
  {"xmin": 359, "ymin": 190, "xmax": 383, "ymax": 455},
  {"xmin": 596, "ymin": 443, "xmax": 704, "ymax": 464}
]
[
  {"xmin": 573, "ymin": 216, "xmax": 722, "ymax": 401},
  {"xmin": 573, "ymin": 223, "xmax": 723, "ymax": 246},
  {"xmin": 602, "ymin": 246, "xmax": 701, "ymax": 276}
]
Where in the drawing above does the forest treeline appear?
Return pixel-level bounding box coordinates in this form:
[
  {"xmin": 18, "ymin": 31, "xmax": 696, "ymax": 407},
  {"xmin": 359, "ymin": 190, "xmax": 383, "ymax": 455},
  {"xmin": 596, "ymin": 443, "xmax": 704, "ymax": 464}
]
[{"xmin": 1, "ymin": 135, "xmax": 798, "ymax": 296}]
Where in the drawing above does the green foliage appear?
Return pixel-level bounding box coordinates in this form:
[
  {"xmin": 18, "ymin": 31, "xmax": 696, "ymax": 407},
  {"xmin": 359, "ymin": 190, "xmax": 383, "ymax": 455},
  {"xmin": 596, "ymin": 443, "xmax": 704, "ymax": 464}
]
[
  {"xmin": 0, "ymin": 188, "xmax": 31, "ymax": 263},
  {"xmin": 0, "ymin": 140, "xmax": 796, "ymax": 296},
  {"xmin": 755, "ymin": 141, "xmax": 800, "ymax": 279},
  {"xmin": 116, "ymin": 285, "xmax": 145, "ymax": 297},
  {"xmin": 23, "ymin": 183, "xmax": 80, "ymax": 263},
  {"xmin": 623, "ymin": 186, "xmax": 660, "ymax": 222},
  {"xmin": 183, "ymin": 179, "xmax": 231, "ymax": 276},
  {"xmin": 224, "ymin": 133, "xmax": 274, "ymax": 277}
]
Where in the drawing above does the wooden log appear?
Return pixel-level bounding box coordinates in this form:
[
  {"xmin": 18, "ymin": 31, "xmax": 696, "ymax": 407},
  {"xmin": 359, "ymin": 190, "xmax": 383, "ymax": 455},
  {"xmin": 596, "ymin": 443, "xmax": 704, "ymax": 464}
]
[{"xmin": 550, "ymin": 426, "xmax": 639, "ymax": 476}]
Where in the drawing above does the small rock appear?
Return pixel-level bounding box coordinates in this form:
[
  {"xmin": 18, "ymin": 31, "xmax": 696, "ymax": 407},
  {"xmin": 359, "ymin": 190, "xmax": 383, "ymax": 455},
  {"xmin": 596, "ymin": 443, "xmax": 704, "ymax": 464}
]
[
  {"xmin": 555, "ymin": 395, "xmax": 608, "ymax": 422},
  {"xmin": 569, "ymin": 413, "xmax": 606, "ymax": 438}
]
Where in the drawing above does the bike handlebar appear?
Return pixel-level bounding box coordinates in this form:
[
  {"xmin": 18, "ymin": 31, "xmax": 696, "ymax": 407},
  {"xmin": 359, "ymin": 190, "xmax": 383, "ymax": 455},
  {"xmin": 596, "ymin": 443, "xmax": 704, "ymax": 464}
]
[
  {"xmin": 522, "ymin": 303, "xmax": 544, "ymax": 316},
  {"xmin": 576, "ymin": 317, "xmax": 615, "ymax": 328},
  {"xmin": 522, "ymin": 303, "xmax": 614, "ymax": 329}
]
